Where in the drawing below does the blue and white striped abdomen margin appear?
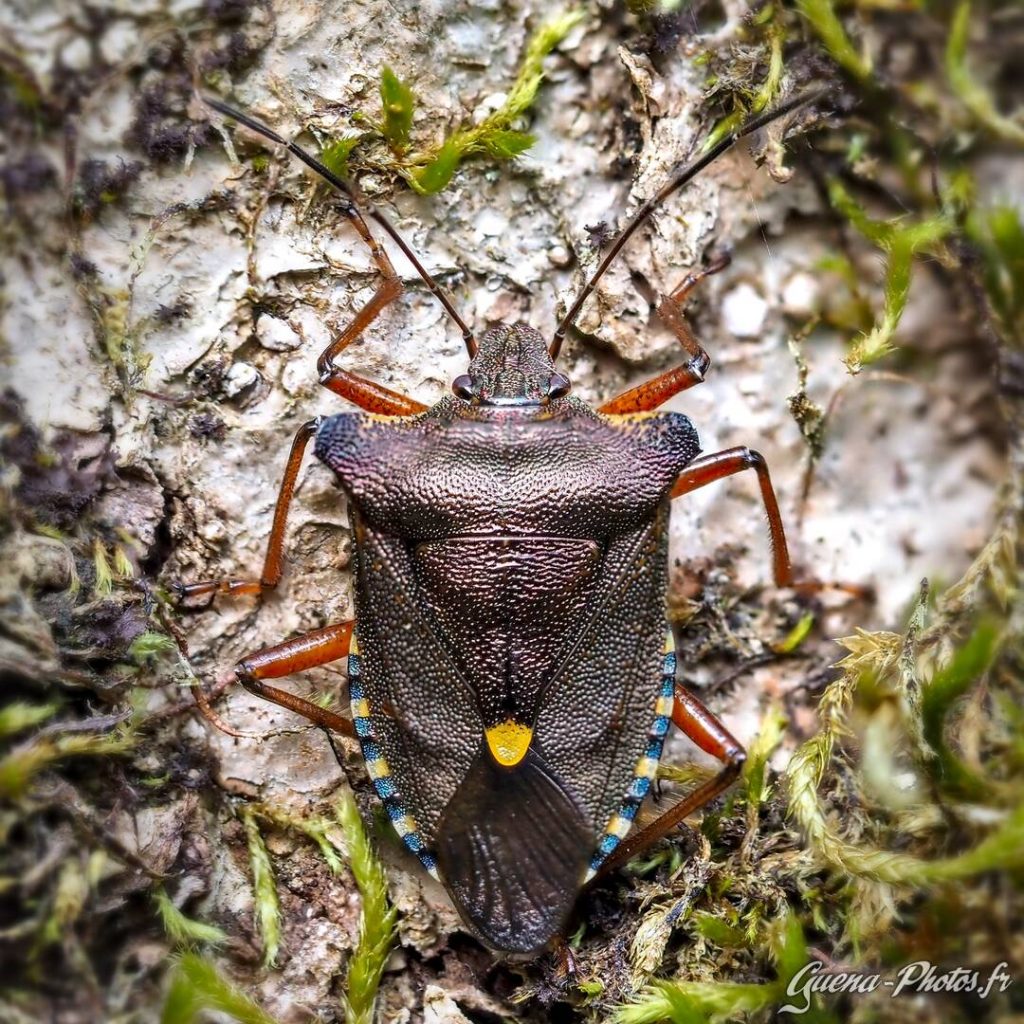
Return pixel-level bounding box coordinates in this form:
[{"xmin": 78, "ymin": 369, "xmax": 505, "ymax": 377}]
[
  {"xmin": 348, "ymin": 634, "xmax": 440, "ymax": 879},
  {"xmin": 584, "ymin": 629, "xmax": 676, "ymax": 880}
]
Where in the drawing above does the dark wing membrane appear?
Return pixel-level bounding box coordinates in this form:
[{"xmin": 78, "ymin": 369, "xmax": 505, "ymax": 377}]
[
  {"xmin": 534, "ymin": 502, "xmax": 672, "ymax": 838},
  {"xmin": 435, "ymin": 746, "xmax": 594, "ymax": 953},
  {"xmin": 352, "ymin": 518, "xmax": 481, "ymax": 843}
]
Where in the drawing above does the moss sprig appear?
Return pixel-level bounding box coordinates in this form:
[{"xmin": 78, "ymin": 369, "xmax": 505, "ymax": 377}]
[
  {"xmin": 795, "ymin": 0, "xmax": 872, "ymax": 85},
  {"xmin": 827, "ymin": 180, "xmax": 952, "ymax": 373},
  {"xmin": 701, "ymin": 8, "xmax": 785, "ymax": 153},
  {"xmin": 945, "ymin": 0, "xmax": 1024, "ymax": 144},
  {"xmin": 313, "ymin": 11, "xmax": 583, "ymax": 194},
  {"xmin": 239, "ymin": 806, "xmax": 281, "ymax": 968},
  {"xmin": 161, "ymin": 953, "xmax": 279, "ymax": 1024},
  {"xmin": 0, "ymin": 702, "xmax": 60, "ymax": 740},
  {"xmin": 407, "ymin": 10, "xmax": 584, "ymax": 193},
  {"xmin": 336, "ymin": 792, "xmax": 398, "ymax": 1024},
  {"xmin": 0, "ymin": 725, "xmax": 134, "ymax": 800},
  {"xmin": 247, "ymin": 802, "xmax": 348, "ymax": 875},
  {"xmin": 616, "ymin": 911, "xmax": 816, "ymax": 1023},
  {"xmin": 966, "ymin": 203, "xmax": 1024, "ymax": 347},
  {"xmin": 154, "ymin": 887, "xmax": 228, "ymax": 949}
]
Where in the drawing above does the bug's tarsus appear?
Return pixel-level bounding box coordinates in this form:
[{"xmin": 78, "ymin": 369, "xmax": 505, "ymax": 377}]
[
  {"xmin": 158, "ymin": 604, "xmax": 273, "ymax": 739},
  {"xmin": 597, "ymin": 253, "xmax": 732, "ymax": 415},
  {"xmin": 190, "ymin": 676, "xmax": 259, "ymax": 739},
  {"xmin": 670, "ymin": 250, "xmax": 732, "ymax": 304},
  {"xmin": 204, "ymin": 96, "xmax": 477, "ymax": 357},
  {"xmin": 551, "ymin": 88, "xmax": 826, "ymax": 359}
]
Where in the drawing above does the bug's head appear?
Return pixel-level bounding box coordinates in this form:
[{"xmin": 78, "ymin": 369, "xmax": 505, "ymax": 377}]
[{"xmin": 452, "ymin": 322, "xmax": 571, "ymax": 406}]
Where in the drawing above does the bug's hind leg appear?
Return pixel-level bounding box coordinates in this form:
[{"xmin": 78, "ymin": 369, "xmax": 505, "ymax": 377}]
[
  {"xmin": 174, "ymin": 420, "xmax": 317, "ymax": 603},
  {"xmin": 194, "ymin": 620, "xmax": 356, "ymax": 738},
  {"xmin": 598, "ymin": 254, "xmax": 730, "ymax": 414},
  {"xmin": 591, "ymin": 684, "xmax": 745, "ymax": 880},
  {"xmin": 233, "ymin": 620, "xmax": 355, "ymax": 736}
]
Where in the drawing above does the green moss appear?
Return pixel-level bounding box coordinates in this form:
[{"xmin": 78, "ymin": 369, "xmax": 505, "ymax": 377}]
[
  {"xmin": 312, "ymin": 11, "xmax": 583, "ymax": 196},
  {"xmin": 616, "ymin": 912, "xmax": 818, "ymax": 1023},
  {"xmin": 379, "ymin": 67, "xmax": 415, "ymax": 153},
  {"xmin": 967, "ymin": 203, "xmax": 1024, "ymax": 345},
  {"xmin": 337, "ymin": 793, "xmax": 398, "ymax": 1024},
  {"xmin": 92, "ymin": 537, "xmax": 114, "ymax": 596},
  {"xmin": 0, "ymin": 703, "xmax": 60, "ymax": 741},
  {"xmin": 320, "ymin": 133, "xmax": 366, "ymax": 179},
  {"xmin": 827, "ymin": 180, "xmax": 953, "ymax": 373},
  {"xmin": 407, "ymin": 10, "xmax": 584, "ymax": 193},
  {"xmin": 796, "ymin": 0, "xmax": 872, "ymax": 84},
  {"xmin": 702, "ymin": 9, "xmax": 785, "ymax": 152},
  {"xmin": 946, "ymin": 0, "xmax": 1024, "ymax": 144},
  {"xmin": 239, "ymin": 807, "xmax": 281, "ymax": 968},
  {"xmin": 229, "ymin": 799, "xmax": 396, "ymax": 1019},
  {"xmin": 248, "ymin": 802, "xmax": 347, "ymax": 875},
  {"xmin": 161, "ymin": 954, "xmax": 279, "ymax": 1024},
  {"xmin": 154, "ymin": 887, "xmax": 228, "ymax": 949},
  {"xmin": 919, "ymin": 622, "xmax": 999, "ymax": 801},
  {"xmin": 128, "ymin": 630, "xmax": 177, "ymax": 662},
  {"xmin": 0, "ymin": 727, "xmax": 134, "ymax": 800}
]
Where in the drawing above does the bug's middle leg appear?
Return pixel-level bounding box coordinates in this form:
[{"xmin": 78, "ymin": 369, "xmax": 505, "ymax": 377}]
[
  {"xmin": 592, "ymin": 684, "xmax": 745, "ymax": 880},
  {"xmin": 598, "ymin": 254, "xmax": 730, "ymax": 414},
  {"xmin": 174, "ymin": 420, "xmax": 318, "ymax": 603},
  {"xmin": 672, "ymin": 446, "xmax": 794, "ymax": 587}
]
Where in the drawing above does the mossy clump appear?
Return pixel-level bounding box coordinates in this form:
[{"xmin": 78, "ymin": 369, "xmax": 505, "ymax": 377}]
[{"xmin": 232, "ymin": 11, "xmax": 584, "ymax": 196}]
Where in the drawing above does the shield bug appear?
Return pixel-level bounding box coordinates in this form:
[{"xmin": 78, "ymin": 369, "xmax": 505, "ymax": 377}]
[{"xmin": 178, "ymin": 90, "xmax": 821, "ymax": 955}]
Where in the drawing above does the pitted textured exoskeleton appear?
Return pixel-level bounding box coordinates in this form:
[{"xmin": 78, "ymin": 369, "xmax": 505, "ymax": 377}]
[{"xmin": 177, "ymin": 92, "xmax": 820, "ymax": 954}]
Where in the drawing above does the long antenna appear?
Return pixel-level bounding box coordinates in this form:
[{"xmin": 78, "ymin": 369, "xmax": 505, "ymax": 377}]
[
  {"xmin": 550, "ymin": 89, "xmax": 825, "ymax": 359},
  {"xmin": 204, "ymin": 97, "xmax": 477, "ymax": 356}
]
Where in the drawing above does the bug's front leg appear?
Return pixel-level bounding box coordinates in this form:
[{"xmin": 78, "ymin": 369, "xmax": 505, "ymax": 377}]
[
  {"xmin": 591, "ymin": 684, "xmax": 745, "ymax": 879},
  {"xmin": 313, "ymin": 224, "xmax": 427, "ymax": 416},
  {"xmin": 598, "ymin": 254, "xmax": 730, "ymax": 414},
  {"xmin": 205, "ymin": 100, "xmax": 429, "ymax": 417}
]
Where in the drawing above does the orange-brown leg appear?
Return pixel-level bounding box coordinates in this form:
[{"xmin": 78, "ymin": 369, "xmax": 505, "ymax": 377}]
[
  {"xmin": 206, "ymin": 99, "xmax": 429, "ymax": 416},
  {"xmin": 598, "ymin": 254, "xmax": 730, "ymax": 415},
  {"xmin": 233, "ymin": 620, "xmax": 355, "ymax": 737},
  {"xmin": 314, "ymin": 233, "xmax": 427, "ymax": 416},
  {"xmin": 174, "ymin": 420, "xmax": 318, "ymax": 603},
  {"xmin": 593, "ymin": 684, "xmax": 745, "ymax": 879},
  {"xmin": 672, "ymin": 446, "xmax": 794, "ymax": 587},
  {"xmin": 177, "ymin": 106, "xmax": 433, "ymax": 605}
]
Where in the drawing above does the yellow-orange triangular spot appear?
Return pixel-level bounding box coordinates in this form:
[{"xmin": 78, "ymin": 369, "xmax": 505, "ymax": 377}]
[{"xmin": 485, "ymin": 719, "xmax": 533, "ymax": 767}]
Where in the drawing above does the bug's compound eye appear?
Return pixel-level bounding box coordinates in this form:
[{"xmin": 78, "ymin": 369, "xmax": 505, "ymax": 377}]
[
  {"xmin": 452, "ymin": 374, "xmax": 476, "ymax": 401},
  {"xmin": 546, "ymin": 372, "xmax": 572, "ymax": 400}
]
